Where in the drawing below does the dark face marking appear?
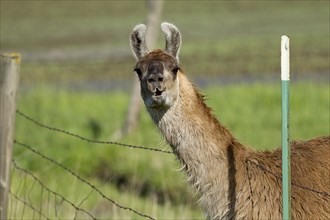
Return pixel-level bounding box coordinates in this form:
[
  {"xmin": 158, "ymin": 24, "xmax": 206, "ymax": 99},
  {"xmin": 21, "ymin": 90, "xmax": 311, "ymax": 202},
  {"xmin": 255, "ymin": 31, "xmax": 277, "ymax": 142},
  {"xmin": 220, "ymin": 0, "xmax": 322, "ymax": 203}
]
[
  {"xmin": 148, "ymin": 61, "xmax": 164, "ymax": 77},
  {"xmin": 146, "ymin": 61, "xmax": 164, "ymax": 92}
]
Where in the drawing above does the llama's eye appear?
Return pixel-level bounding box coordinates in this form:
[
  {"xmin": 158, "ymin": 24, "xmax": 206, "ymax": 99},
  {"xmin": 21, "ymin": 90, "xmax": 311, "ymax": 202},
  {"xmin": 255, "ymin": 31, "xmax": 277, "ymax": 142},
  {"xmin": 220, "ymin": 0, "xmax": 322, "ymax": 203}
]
[
  {"xmin": 172, "ymin": 67, "xmax": 180, "ymax": 75},
  {"xmin": 134, "ymin": 68, "xmax": 142, "ymax": 77}
]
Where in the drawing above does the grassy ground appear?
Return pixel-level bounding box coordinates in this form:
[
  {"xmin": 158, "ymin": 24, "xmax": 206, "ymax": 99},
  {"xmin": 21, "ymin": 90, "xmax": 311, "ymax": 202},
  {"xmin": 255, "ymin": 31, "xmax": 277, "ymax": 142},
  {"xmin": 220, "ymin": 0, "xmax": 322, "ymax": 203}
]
[{"xmin": 11, "ymin": 82, "xmax": 329, "ymax": 219}]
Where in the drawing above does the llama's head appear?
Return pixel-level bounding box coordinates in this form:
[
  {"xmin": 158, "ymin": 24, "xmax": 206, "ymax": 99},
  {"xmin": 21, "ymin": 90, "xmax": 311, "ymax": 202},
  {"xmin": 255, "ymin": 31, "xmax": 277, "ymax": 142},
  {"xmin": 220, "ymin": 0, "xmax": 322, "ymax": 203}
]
[{"xmin": 130, "ymin": 22, "xmax": 182, "ymax": 109}]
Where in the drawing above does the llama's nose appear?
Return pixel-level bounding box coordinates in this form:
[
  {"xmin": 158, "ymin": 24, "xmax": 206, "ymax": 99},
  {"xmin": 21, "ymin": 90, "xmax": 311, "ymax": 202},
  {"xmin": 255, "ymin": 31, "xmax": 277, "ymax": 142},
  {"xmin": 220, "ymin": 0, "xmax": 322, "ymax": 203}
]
[
  {"xmin": 147, "ymin": 74, "xmax": 164, "ymax": 91},
  {"xmin": 147, "ymin": 74, "xmax": 164, "ymax": 83}
]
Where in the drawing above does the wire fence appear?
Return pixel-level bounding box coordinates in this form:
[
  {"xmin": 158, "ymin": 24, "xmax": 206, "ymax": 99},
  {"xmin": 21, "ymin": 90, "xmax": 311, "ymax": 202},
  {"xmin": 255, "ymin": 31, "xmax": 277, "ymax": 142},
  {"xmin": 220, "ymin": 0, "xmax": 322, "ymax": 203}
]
[
  {"xmin": 9, "ymin": 110, "xmax": 174, "ymax": 220},
  {"xmin": 8, "ymin": 109, "xmax": 330, "ymax": 219},
  {"xmin": 11, "ymin": 141, "xmax": 156, "ymax": 220},
  {"xmin": 10, "ymin": 159, "xmax": 97, "ymax": 220}
]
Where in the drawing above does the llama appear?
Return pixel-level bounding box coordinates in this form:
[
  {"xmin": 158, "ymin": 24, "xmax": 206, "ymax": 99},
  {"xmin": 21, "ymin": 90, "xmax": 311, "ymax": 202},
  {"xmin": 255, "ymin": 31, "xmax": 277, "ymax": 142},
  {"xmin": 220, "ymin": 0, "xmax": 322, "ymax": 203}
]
[{"xmin": 129, "ymin": 22, "xmax": 330, "ymax": 219}]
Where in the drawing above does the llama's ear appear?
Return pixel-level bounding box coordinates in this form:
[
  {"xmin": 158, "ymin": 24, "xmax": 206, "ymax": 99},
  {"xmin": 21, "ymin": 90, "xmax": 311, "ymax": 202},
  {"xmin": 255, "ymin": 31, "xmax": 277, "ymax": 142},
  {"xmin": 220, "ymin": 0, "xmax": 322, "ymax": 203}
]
[
  {"xmin": 161, "ymin": 22, "xmax": 182, "ymax": 62},
  {"xmin": 130, "ymin": 24, "xmax": 149, "ymax": 60}
]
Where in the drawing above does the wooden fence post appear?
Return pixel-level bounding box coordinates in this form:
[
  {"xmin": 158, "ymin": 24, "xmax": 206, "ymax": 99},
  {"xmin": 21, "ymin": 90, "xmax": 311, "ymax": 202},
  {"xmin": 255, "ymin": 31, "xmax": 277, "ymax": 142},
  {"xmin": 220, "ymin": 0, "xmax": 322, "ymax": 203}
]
[
  {"xmin": 0, "ymin": 53, "xmax": 21, "ymax": 219},
  {"xmin": 113, "ymin": 0, "xmax": 164, "ymax": 140}
]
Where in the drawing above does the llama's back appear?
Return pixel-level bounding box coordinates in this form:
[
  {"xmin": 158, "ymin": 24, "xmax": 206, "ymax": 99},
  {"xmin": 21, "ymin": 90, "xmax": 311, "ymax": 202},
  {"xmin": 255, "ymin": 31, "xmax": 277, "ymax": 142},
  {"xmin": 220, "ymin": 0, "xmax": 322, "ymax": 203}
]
[
  {"xmin": 290, "ymin": 136, "xmax": 330, "ymax": 219},
  {"xmin": 241, "ymin": 136, "xmax": 329, "ymax": 219}
]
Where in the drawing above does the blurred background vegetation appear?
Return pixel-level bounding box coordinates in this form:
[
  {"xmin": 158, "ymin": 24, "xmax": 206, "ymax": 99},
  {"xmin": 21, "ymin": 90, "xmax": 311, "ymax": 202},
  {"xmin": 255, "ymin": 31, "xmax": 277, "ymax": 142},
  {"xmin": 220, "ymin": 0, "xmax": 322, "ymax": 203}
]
[{"xmin": 1, "ymin": 1, "xmax": 329, "ymax": 219}]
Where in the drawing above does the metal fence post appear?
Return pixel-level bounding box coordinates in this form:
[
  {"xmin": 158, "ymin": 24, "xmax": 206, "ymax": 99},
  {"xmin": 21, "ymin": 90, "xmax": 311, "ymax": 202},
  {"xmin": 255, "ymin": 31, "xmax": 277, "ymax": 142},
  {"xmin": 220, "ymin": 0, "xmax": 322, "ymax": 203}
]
[
  {"xmin": 0, "ymin": 53, "xmax": 21, "ymax": 219},
  {"xmin": 281, "ymin": 36, "xmax": 291, "ymax": 220}
]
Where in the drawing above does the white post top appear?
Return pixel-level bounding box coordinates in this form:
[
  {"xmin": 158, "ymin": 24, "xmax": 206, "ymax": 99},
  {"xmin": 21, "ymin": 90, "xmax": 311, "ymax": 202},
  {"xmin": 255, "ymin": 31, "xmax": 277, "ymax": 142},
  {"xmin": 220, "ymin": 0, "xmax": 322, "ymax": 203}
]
[{"xmin": 281, "ymin": 35, "xmax": 290, "ymax": 81}]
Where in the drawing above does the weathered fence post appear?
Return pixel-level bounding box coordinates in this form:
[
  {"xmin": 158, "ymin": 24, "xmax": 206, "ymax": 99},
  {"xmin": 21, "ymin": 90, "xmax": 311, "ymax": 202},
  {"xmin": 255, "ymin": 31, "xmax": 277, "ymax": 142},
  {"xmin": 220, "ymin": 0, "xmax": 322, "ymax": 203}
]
[
  {"xmin": 114, "ymin": 0, "xmax": 164, "ymax": 139},
  {"xmin": 0, "ymin": 53, "xmax": 21, "ymax": 219}
]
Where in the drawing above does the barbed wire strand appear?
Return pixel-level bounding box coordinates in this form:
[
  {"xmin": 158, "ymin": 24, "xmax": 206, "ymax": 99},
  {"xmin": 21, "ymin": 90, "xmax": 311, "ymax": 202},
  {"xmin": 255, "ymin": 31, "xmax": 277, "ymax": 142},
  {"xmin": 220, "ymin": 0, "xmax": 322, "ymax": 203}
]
[
  {"xmin": 245, "ymin": 159, "xmax": 330, "ymax": 198},
  {"xmin": 14, "ymin": 140, "xmax": 156, "ymax": 220},
  {"xmin": 12, "ymin": 160, "xmax": 97, "ymax": 220},
  {"xmin": 10, "ymin": 190, "xmax": 50, "ymax": 220},
  {"xmin": 16, "ymin": 110, "xmax": 173, "ymax": 154}
]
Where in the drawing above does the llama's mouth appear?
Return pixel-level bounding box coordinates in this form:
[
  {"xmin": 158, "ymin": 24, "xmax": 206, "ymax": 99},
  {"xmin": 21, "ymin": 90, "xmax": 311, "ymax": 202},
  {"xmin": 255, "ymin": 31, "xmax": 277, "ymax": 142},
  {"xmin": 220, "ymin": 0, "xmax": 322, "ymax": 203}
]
[
  {"xmin": 148, "ymin": 88, "xmax": 167, "ymax": 108},
  {"xmin": 153, "ymin": 88, "xmax": 164, "ymax": 97}
]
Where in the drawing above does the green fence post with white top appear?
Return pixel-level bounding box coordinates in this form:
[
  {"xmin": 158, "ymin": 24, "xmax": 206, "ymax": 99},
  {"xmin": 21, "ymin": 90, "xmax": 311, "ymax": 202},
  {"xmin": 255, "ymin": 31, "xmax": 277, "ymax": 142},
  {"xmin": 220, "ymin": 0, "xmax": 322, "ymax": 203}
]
[{"xmin": 281, "ymin": 35, "xmax": 291, "ymax": 220}]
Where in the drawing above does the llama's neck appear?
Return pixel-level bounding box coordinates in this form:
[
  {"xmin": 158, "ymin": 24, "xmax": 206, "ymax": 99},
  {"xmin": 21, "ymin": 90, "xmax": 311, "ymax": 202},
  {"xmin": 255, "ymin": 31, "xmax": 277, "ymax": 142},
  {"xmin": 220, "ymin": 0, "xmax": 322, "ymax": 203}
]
[{"xmin": 147, "ymin": 73, "xmax": 243, "ymax": 218}]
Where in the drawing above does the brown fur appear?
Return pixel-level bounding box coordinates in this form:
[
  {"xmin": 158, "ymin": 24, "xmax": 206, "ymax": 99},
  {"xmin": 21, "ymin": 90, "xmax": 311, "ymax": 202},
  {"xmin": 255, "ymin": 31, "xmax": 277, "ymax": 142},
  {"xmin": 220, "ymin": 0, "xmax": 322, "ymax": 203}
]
[{"xmin": 130, "ymin": 22, "xmax": 330, "ymax": 219}]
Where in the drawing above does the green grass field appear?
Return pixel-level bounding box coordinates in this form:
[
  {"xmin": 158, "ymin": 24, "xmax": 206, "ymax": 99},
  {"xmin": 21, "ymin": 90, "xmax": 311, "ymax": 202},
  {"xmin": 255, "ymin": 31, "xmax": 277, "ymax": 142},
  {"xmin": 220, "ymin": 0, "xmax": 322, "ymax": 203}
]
[
  {"xmin": 12, "ymin": 82, "xmax": 329, "ymax": 219},
  {"xmin": 2, "ymin": 1, "xmax": 329, "ymax": 219}
]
